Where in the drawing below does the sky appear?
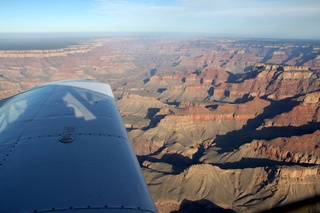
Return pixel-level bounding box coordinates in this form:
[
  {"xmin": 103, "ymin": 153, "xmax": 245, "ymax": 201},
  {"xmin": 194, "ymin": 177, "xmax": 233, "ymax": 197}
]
[{"xmin": 0, "ymin": 0, "xmax": 320, "ymax": 39}]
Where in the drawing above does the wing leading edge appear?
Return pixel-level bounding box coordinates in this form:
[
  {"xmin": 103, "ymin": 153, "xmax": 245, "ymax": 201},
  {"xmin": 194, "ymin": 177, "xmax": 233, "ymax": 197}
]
[{"xmin": 0, "ymin": 80, "xmax": 157, "ymax": 212}]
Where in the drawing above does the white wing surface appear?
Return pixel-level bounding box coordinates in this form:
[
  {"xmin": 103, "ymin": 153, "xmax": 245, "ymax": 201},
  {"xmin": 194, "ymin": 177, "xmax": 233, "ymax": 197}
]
[{"xmin": 0, "ymin": 80, "xmax": 157, "ymax": 213}]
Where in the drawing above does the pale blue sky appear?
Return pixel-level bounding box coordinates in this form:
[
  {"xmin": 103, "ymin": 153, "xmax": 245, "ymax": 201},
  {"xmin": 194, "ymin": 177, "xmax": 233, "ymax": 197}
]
[{"xmin": 0, "ymin": 0, "xmax": 319, "ymax": 39}]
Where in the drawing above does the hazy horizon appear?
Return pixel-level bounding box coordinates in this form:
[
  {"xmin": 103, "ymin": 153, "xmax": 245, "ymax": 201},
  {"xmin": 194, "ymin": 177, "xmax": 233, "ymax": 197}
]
[
  {"xmin": 1, "ymin": 0, "xmax": 320, "ymax": 40},
  {"xmin": 1, "ymin": 31, "xmax": 320, "ymax": 41}
]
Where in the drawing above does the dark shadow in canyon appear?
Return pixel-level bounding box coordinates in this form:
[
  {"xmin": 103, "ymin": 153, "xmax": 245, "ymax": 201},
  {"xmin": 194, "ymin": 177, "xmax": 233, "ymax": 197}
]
[
  {"xmin": 165, "ymin": 101, "xmax": 180, "ymax": 107},
  {"xmin": 171, "ymin": 199, "xmax": 236, "ymax": 213},
  {"xmin": 192, "ymin": 144, "xmax": 206, "ymax": 164},
  {"xmin": 262, "ymin": 48, "xmax": 277, "ymax": 62},
  {"xmin": 207, "ymin": 87, "xmax": 214, "ymax": 96},
  {"xmin": 142, "ymin": 108, "xmax": 166, "ymax": 130},
  {"xmin": 226, "ymin": 71, "xmax": 238, "ymax": 83},
  {"xmin": 215, "ymin": 122, "xmax": 320, "ymax": 154},
  {"xmin": 296, "ymin": 53, "xmax": 318, "ymax": 66},
  {"xmin": 282, "ymin": 46, "xmax": 313, "ymax": 66},
  {"xmin": 226, "ymin": 68, "xmax": 260, "ymax": 83},
  {"xmin": 214, "ymin": 158, "xmax": 314, "ymax": 170},
  {"xmin": 143, "ymin": 78, "xmax": 150, "ymax": 84},
  {"xmin": 138, "ymin": 153, "xmax": 193, "ymax": 175},
  {"xmin": 262, "ymin": 55, "xmax": 272, "ymax": 63},
  {"xmin": 150, "ymin": 68, "xmax": 157, "ymax": 76},
  {"xmin": 214, "ymin": 95, "xmax": 306, "ymax": 152},
  {"xmin": 264, "ymin": 68, "xmax": 283, "ymax": 92},
  {"xmin": 281, "ymin": 52, "xmax": 301, "ymax": 65},
  {"xmin": 205, "ymin": 104, "xmax": 218, "ymax": 110},
  {"xmin": 138, "ymin": 145, "xmax": 205, "ymax": 175},
  {"xmin": 161, "ymin": 153, "xmax": 193, "ymax": 168},
  {"xmin": 145, "ymin": 108, "xmax": 160, "ymax": 121},
  {"xmin": 234, "ymin": 93, "xmax": 255, "ymax": 103},
  {"xmin": 260, "ymin": 195, "xmax": 320, "ymax": 213},
  {"xmin": 244, "ymin": 65, "xmax": 254, "ymax": 72},
  {"xmin": 157, "ymin": 88, "xmax": 167, "ymax": 93},
  {"xmin": 172, "ymin": 60, "xmax": 181, "ymax": 66}
]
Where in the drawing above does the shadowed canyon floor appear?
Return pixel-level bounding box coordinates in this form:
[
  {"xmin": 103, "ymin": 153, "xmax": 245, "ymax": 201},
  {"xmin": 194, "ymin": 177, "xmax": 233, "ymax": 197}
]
[{"xmin": 0, "ymin": 37, "xmax": 320, "ymax": 212}]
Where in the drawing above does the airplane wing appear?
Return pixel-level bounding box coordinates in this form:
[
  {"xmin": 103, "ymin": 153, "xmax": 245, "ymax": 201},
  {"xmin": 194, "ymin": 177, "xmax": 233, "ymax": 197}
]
[{"xmin": 0, "ymin": 79, "xmax": 157, "ymax": 212}]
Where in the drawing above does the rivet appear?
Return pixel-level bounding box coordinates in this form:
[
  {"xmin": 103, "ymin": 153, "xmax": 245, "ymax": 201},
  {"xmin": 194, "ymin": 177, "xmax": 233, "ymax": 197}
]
[{"xmin": 59, "ymin": 135, "xmax": 75, "ymax": 143}]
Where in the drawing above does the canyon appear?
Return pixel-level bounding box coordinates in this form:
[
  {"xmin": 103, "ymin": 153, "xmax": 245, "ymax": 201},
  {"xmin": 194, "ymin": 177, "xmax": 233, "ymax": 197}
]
[{"xmin": 0, "ymin": 36, "xmax": 319, "ymax": 212}]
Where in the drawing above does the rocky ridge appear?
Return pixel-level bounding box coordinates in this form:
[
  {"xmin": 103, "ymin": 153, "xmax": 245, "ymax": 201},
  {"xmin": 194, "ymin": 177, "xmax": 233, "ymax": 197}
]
[{"xmin": 0, "ymin": 41, "xmax": 102, "ymax": 58}]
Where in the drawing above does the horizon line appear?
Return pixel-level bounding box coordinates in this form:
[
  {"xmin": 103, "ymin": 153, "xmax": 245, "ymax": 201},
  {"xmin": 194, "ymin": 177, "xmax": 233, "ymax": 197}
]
[{"xmin": 0, "ymin": 31, "xmax": 319, "ymax": 41}]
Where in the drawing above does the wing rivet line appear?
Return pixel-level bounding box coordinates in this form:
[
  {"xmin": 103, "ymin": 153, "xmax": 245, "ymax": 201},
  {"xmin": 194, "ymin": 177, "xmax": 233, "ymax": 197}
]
[
  {"xmin": 7, "ymin": 205, "xmax": 154, "ymax": 212},
  {"xmin": 59, "ymin": 135, "xmax": 75, "ymax": 143}
]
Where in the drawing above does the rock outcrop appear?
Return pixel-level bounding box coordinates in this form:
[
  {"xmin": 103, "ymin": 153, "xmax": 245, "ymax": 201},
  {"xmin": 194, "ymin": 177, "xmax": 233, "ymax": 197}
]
[
  {"xmin": 219, "ymin": 63, "xmax": 319, "ymax": 101},
  {"xmin": 0, "ymin": 41, "xmax": 102, "ymax": 58},
  {"xmin": 143, "ymin": 164, "xmax": 320, "ymax": 212}
]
